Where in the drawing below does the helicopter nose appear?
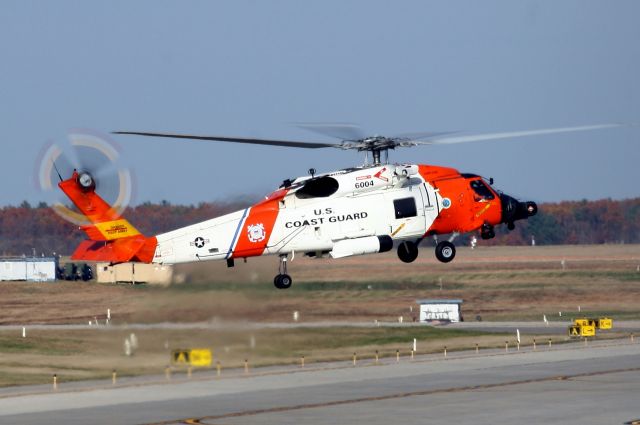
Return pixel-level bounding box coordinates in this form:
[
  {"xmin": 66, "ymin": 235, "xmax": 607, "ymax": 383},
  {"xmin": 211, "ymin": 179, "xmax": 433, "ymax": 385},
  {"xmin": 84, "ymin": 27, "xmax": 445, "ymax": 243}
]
[{"xmin": 500, "ymin": 194, "xmax": 537, "ymax": 225}]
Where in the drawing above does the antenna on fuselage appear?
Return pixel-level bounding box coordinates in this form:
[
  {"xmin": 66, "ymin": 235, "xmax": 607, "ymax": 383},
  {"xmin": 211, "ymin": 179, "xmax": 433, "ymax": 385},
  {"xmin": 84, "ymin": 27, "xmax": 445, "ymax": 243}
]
[{"xmin": 52, "ymin": 160, "xmax": 63, "ymax": 182}]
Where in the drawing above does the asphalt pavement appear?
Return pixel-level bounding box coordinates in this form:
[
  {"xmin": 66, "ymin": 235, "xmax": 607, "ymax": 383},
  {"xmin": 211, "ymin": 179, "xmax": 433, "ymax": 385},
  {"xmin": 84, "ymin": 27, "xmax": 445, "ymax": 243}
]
[{"xmin": 0, "ymin": 337, "xmax": 638, "ymax": 425}]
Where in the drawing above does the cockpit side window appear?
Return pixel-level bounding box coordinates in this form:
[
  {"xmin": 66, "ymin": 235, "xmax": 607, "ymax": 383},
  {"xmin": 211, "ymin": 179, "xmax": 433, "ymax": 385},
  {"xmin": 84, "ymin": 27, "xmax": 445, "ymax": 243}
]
[
  {"xmin": 470, "ymin": 179, "xmax": 495, "ymax": 200},
  {"xmin": 295, "ymin": 176, "xmax": 339, "ymax": 199}
]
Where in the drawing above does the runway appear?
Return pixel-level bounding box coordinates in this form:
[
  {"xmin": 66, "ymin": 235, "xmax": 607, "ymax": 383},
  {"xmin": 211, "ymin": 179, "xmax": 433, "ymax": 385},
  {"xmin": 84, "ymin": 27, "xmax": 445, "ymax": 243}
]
[{"xmin": 0, "ymin": 339, "xmax": 638, "ymax": 425}]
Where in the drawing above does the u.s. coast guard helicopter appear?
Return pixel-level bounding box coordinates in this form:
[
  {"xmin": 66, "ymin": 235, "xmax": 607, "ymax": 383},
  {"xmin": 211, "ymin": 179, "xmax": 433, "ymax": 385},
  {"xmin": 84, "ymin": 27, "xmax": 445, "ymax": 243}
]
[{"xmin": 49, "ymin": 123, "xmax": 622, "ymax": 288}]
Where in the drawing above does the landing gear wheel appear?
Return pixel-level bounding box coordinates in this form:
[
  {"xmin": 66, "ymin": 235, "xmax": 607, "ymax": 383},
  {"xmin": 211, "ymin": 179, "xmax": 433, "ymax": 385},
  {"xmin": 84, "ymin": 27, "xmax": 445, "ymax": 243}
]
[
  {"xmin": 273, "ymin": 254, "xmax": 293, "ymax": 289},
  {"xmin": 435, "ymin": 241, "xmax": 456, "ymax": 263},
  {"xmin": 274, "ymin": 274, "xmax": 293, "ymax": 289},
  {"xmin": 397, "ymin": 241, "xmax": 419, "ymax": 263}
]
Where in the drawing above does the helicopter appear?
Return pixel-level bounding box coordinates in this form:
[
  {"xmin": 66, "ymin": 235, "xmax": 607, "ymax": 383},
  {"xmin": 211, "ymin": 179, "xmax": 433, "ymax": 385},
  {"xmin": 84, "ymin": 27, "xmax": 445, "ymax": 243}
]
[{"xmin": 51, "ymin": 123, "xmax": 624, "ymax": 289}]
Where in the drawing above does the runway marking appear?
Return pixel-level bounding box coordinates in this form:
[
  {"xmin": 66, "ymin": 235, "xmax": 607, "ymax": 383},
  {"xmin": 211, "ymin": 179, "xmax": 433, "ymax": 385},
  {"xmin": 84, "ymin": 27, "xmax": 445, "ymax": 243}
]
[{"xmin": 147, "ymin": 366, "xmax": 640, "ymax": 425}]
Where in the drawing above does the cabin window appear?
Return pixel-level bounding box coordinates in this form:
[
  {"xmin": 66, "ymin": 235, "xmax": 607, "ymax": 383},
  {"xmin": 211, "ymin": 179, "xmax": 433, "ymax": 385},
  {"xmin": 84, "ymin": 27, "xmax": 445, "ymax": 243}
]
[
  {"xmin": 470, "ymin": 179, "xmax": 495, "ymax": 200},
  {"xmin": 393, "ymin": 197, "xmax": 417, "ymax": 219}
]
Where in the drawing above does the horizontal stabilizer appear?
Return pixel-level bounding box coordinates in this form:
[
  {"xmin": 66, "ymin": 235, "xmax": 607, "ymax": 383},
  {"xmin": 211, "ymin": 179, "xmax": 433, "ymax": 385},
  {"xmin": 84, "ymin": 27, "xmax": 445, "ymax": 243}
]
[{"xmin": 79, "ymin": 219, "xmax": 141, "ymax": 241}]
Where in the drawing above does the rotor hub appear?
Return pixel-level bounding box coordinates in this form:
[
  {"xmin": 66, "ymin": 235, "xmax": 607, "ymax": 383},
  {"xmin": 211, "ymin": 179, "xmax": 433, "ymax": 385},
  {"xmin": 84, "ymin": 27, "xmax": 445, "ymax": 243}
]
[{"xmin": 77, "ymin": 171, "xmax": 96, "ymax": 191}]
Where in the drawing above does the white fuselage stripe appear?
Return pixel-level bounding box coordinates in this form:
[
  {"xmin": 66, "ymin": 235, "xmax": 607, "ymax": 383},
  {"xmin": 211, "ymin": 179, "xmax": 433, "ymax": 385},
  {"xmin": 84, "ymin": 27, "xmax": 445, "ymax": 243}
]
[{"xmin": 225, "ymin": 208, "xmax": 250, "ymax": 259}]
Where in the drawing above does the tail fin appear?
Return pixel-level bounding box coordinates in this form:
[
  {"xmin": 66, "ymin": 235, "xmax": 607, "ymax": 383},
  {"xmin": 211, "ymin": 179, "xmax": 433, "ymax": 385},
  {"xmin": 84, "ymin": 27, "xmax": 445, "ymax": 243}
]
[{"xmin": 59, "ymin": 170, "xmax": 157, "ymax": 263}]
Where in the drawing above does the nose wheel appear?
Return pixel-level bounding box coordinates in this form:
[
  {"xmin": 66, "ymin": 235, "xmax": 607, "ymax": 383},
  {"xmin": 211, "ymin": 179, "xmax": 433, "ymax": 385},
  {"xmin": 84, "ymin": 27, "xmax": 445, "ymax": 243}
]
[
  {"xmin": 274, "ymin": 254, "xmax": 293, "ymax": 289},
  {"xmin": 435, "ymin": 241, "xmax": 456, "ymax": 263}
]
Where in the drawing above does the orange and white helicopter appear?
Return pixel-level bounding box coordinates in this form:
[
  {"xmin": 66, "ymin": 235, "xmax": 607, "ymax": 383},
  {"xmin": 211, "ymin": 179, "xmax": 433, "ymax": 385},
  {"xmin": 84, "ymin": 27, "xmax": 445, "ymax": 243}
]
[{"xmin": 47, "ymin": 123, "xmax": 623, "ymax": 288}]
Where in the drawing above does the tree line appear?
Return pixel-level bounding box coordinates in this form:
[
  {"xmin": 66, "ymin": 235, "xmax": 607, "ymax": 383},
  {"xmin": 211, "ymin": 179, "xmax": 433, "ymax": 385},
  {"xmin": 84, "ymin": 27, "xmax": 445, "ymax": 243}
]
[
  {"xmin": 490, "ymin": 198, "xmax": 640, "ymax": 246},
  {"xmin": 0, "ymin": 197, "xmax": 638, "ymax": 257}
]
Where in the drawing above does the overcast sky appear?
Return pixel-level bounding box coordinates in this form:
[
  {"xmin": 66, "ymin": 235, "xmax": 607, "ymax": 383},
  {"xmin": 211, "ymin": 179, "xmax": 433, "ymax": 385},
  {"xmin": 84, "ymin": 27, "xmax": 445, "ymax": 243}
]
[{"xmin": 1, "ymin": 0, "xmax": 638, "ymax": 207}]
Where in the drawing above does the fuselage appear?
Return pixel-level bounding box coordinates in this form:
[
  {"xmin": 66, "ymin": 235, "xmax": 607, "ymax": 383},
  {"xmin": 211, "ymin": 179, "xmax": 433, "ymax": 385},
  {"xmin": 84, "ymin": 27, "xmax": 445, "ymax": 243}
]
[{"xmin": 152, "ymin": 163, "xmax": 528, "ymax": 265}]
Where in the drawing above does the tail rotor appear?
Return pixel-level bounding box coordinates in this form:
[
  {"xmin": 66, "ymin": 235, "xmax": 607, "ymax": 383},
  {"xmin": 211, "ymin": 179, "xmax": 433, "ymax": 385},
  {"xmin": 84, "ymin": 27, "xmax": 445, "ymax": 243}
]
[{"xmin": 36, "ymin": 131, "xmax": 134, "ymax": 225}]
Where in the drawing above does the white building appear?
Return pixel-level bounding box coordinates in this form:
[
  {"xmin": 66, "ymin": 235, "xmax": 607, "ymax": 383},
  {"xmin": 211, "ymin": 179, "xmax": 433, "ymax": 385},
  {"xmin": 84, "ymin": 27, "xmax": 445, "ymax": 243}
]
[
  {"xmin": 0, "ymin": 257, "xmax": 57, "ymax": 282},
  {"xmin": 417, "ymin": 299, "xmax": 464, "ymax": 323}
]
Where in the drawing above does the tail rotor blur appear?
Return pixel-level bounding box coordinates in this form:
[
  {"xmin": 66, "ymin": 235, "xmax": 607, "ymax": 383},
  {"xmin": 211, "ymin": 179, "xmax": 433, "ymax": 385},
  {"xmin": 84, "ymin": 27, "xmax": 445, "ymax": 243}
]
[{"xmin": 36, "ymin": 131, "xmax": 134, "ymax": 225}]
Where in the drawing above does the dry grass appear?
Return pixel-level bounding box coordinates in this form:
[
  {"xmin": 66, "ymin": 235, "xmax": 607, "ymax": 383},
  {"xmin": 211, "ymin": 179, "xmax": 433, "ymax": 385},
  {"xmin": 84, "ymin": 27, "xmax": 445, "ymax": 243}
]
[
  {"xmin": 0, "ymin": 244, "xmax": 638, "ymax": 387},
  {"xmin": 2, "ymin": 245, "xmax": 638, "ymax": 325},
  {"xmin": 0, "ymin": 326, "xmax": 514, "ymax": 387}
]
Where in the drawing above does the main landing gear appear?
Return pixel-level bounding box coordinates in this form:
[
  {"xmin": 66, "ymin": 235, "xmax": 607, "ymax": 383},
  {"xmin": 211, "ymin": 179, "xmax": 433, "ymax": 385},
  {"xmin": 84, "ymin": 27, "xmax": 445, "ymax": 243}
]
[
  {"xmin": 397, "ymin": 241, "xmax": 419, "ymax": 263},
  {"xmin": 274, "ymin": 254, "xmax": 292, "ymax": 289},
  {"xmin": 397, "ymin": 236, "xmax": 458, "ymax": 264}
]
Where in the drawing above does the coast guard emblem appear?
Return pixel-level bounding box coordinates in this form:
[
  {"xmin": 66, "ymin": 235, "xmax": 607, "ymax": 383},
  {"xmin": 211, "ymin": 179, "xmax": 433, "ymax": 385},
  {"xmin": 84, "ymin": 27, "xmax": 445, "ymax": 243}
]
[{"xmin": 247, "ymin": 223, "xmax": 266, "ymax": 243}]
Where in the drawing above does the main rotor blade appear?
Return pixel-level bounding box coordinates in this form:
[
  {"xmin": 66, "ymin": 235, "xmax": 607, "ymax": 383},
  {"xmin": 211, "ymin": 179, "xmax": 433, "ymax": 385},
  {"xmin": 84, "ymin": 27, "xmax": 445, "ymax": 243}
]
[
  {"xmin": 414, "ymin": 123, "xmax": 629, "ymax": 145},
  {"xmin": 112, "ymin": 131, "xmax": 338, "ymax": 149},
  {"xmin": 392, "ymin": 131, "xmax": 460, "ymax": 140},
  {"xmin": 293, "ymin": 122, "xmax": 367, "ymax": 141}
]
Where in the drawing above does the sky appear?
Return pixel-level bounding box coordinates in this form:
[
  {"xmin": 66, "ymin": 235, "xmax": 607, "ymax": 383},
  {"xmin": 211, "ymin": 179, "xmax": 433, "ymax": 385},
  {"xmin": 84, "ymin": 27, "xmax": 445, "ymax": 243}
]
[{"xmin": 1, "ymin": 0, "xmax": 639, "ymax": 207}]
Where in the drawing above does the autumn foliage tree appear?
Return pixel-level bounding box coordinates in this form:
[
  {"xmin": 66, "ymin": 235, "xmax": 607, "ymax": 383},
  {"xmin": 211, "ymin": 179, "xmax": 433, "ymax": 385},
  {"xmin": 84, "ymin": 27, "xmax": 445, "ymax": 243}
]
[
  {"xmin": 0, "ymin": 198, "xmax": 638, "ymax": 256},
  {"xmin": 0, "ymin": 199, "xmax": 249, "ymax": 256},
  {"xmin": 490, "ymin": 198, "xmax": 640, "ymax": 245}
]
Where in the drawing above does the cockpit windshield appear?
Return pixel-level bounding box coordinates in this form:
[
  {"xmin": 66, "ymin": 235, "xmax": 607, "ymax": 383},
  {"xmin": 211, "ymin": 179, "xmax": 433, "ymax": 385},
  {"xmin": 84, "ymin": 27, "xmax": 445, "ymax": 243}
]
[{"xmin": 470, "ymin": 179, "xmax": 495, "ymax": 200}]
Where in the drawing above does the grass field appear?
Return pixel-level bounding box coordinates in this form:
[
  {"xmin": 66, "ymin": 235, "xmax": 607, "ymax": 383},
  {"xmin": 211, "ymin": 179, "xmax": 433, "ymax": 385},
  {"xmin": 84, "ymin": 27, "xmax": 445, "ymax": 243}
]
[
  {"xmin": 0, "ymin": 244, "xmax": 638, "ymax": 387},
  {"xmin": 0, "ymin": 326, "xmax": 513, "ymax": 386}
]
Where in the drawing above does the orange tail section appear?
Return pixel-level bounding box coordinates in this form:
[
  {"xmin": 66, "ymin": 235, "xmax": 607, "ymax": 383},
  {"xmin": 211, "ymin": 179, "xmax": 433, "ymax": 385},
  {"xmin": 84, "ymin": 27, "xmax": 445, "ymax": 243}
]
[{"xmin": 59, "ymin": 171, "xmax": 157, "ymax": 263}]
